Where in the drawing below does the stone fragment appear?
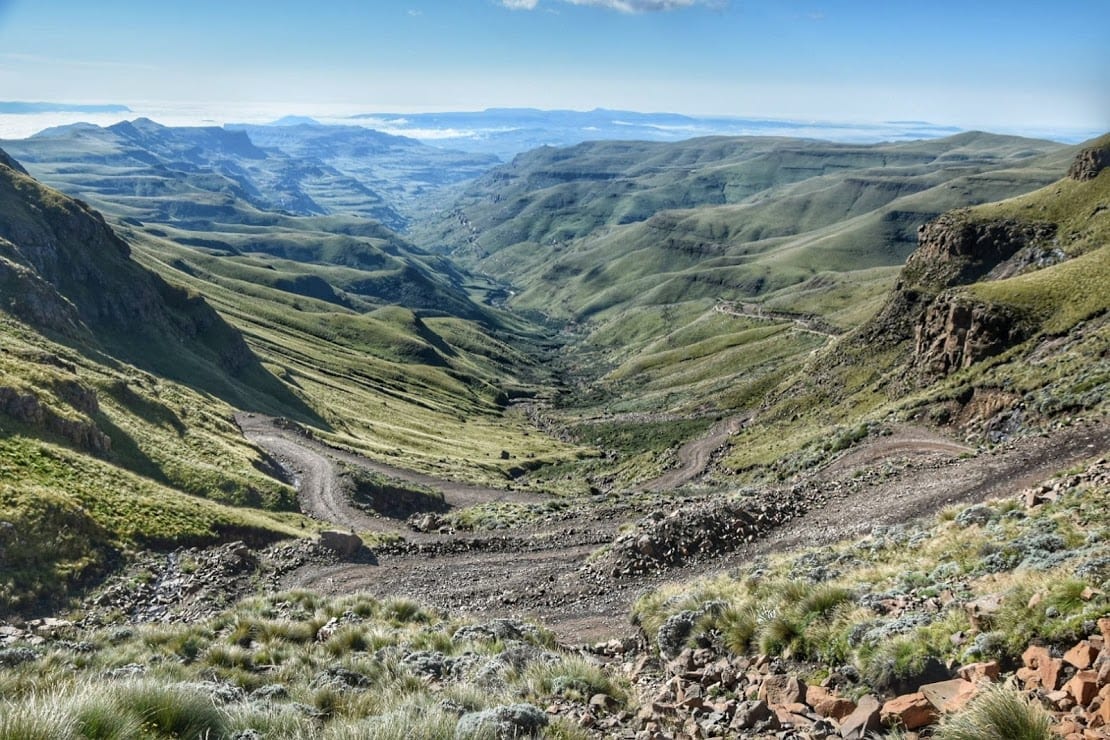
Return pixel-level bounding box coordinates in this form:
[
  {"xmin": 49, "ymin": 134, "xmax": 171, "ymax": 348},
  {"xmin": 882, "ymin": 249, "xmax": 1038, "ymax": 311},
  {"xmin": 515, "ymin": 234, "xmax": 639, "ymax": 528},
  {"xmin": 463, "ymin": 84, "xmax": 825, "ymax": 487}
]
[
  {"xmin": 839, "ymin": 694, "xmax": 881, "ymax": 740},
  {"xmin": 881, "ymin": 692, "xmax": 938, "ymax": 730},
  {"xmin": 1066, "ymin": 641, "xmax": 1101, "ymax": 670},
  {"xmin": 920, "ymin": 678, "xmax": 978, "ymax": 713}
]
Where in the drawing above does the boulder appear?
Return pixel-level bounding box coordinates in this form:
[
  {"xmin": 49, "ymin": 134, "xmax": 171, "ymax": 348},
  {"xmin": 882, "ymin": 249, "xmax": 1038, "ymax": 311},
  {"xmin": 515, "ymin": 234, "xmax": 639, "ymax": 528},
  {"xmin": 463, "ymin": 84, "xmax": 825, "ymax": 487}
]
[
  {"xmin": 318, "ymin": 530, "xmax": 363, "ymax": 558},
  {"xmin": 920, "ymin": 678, "xmax": 978, "ymax": 713},
  {"xmin": 881, "ymin": 692, "xmax": 938, "ymax": 730},
  {"xmin": 839, "ymin": 694, "xmax": 881, "ymax": 740}
]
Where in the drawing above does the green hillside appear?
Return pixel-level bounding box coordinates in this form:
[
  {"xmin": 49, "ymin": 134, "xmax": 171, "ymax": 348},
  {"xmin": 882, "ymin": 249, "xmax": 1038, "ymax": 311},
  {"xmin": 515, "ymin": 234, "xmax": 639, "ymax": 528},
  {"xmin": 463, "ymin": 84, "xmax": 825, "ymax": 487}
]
[
  {"xmin": 720, "ymin": 136, "xmax": 1110, "ymax": 477},
  {"xmin": 0, "ymin": 151, "xmax": 310, "ymax": 611}
]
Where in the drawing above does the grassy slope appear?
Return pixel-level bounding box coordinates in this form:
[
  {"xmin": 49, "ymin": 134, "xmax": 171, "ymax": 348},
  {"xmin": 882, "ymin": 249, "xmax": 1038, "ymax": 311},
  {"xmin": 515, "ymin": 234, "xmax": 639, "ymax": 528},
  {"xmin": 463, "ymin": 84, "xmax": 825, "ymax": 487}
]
[
  {"xmin": 419, "ymin": 135, "xmax": 1071, "ymax": 445},
  {"xmin": 129, "ymin": 231, "xmax": 586, "ymax": 486},
  {"xmin": 721, "ymin": 143, "xmax": 1110, "ymax": 476},
  {"xmin": 0, "ymin": 312, "xmax": 306, "ymax": 612}
]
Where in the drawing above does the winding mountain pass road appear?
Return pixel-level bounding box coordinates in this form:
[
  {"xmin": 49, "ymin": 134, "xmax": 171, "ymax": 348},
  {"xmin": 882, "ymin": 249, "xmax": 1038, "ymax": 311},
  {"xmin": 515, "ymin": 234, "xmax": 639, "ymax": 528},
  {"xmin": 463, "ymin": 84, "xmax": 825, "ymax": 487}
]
[
  {"xmin": 237, "ymin": 410, "xmax": 1108, "ymax": 643},
  {"xmin": 235, "ymin": 413, "xmax": 541, "ymax": 534}
]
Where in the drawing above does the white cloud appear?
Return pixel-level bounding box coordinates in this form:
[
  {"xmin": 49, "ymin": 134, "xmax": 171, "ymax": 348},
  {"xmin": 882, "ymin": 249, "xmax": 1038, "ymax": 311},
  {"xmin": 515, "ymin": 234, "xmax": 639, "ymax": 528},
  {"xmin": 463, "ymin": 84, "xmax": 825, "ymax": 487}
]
[
  {"xmin": 500, "ymin": 0, "xmax": 723, "ymax": 11},
  {"xmin": 566, "ymin": 0, "xmax": 722, "ymax": 11}
]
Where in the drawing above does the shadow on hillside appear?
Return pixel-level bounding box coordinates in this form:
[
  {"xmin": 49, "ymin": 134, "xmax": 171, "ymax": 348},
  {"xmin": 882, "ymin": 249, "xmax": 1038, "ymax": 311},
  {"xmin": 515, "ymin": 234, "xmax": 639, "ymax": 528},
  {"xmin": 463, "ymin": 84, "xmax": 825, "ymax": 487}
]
[{"xmin": 84, "ymin": 333, "xmax": 331, "ymax": 432}]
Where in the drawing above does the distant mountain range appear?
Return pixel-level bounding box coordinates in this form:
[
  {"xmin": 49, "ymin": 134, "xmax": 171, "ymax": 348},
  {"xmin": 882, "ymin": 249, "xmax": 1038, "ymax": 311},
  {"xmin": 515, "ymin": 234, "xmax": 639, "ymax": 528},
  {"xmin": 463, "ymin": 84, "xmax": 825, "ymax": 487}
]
[
  {"xmin": 346, "ymin": 108, "xmax": 972, "ymax": 160},
  {"xmin": 1, "ymin": 117, "xmax": 496, "ymax": 229}
]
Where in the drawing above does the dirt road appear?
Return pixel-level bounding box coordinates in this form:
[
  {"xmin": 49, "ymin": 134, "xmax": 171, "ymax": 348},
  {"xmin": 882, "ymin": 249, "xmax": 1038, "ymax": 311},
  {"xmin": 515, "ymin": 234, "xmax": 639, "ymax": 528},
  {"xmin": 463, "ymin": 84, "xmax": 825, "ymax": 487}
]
[{"xmin": 242, "ymin": 412, "xmax": 1108, "ymax": 643}]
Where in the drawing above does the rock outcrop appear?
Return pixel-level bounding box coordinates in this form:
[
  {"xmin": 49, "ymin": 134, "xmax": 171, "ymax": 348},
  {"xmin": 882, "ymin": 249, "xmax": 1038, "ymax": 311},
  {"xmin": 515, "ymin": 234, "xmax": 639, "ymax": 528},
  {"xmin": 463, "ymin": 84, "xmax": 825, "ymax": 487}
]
[
  {"xmin": 1067, "ymin": 143, "xmax": 1110, "ymax": 181},
  {"xmin": 860, "ymin": 211, "xmax": 1058, "ymax": 384},
  {"xmin": 913, "ymin": 294, "xmax": 1028, "ymax": 379}
]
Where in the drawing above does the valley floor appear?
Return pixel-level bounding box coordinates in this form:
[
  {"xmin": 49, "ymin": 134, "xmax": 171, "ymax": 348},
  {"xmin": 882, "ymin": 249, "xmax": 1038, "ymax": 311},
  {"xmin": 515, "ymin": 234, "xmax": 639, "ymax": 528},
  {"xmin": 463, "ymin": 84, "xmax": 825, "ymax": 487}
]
[{"xmin": 242, "ymin": 413, "xmax": 1109, "ymax": 644}]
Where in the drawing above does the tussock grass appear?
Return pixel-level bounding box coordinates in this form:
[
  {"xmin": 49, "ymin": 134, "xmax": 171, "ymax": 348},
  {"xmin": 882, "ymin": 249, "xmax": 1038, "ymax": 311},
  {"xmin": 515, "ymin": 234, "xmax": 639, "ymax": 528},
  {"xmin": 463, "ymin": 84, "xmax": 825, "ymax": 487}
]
[
  {"xmin": 634, "ymin": 468, "xmax": 1108, "ymax": 691},
  {"xmin": 935, "ymin": 683, "xmax": 1052, "ymax": 740},
  {"xmin": 0, "ymin": 590, "xmax": 617, "ymax": 739}
]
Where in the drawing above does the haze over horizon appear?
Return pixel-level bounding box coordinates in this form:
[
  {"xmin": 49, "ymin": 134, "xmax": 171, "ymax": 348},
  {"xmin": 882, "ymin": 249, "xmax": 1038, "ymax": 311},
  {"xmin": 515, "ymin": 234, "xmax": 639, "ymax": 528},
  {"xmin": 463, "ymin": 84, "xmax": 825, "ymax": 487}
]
[{"xmin": 0, "ymin": 0, "xmax": 1106, "ymax": 141}]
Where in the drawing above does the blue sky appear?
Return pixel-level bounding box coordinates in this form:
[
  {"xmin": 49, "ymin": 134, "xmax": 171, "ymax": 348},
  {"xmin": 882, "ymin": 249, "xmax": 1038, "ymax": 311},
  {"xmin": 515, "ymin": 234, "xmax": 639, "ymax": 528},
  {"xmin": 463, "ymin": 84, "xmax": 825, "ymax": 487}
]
[{"xmin": 0, "ymin": 0, "xmax": 1106, "ymax": 131}]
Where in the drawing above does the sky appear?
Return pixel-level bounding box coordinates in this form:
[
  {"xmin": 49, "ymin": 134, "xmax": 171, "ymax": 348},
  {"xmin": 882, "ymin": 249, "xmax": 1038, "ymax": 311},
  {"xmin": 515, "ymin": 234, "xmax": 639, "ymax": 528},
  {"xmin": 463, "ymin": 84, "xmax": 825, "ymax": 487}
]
[{"xmin": 0, "ymin": 0, "xmax": 1106, "ymax": 135}]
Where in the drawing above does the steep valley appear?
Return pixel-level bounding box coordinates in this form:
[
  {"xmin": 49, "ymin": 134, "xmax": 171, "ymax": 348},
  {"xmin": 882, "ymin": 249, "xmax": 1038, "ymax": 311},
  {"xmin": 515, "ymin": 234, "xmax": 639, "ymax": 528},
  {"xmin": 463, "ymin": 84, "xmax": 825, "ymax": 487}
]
[{"xmin": 0, "ymin": 123, "xmax": 1107, "ymax": 740}]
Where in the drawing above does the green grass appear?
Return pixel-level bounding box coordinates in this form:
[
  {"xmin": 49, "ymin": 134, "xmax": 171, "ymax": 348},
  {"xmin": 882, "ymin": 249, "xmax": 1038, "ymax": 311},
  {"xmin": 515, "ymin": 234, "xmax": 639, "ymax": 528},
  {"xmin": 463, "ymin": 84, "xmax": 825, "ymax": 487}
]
[
  {"xmin": 0, "ymin": 590, "xmax": 627, "ymax": 739},
  {"xmin": 935, "ymin": 683, "xmax": 1053, "ymax": 740},
  {"xmin": 632, "ymin": 464, "xmax": 1109, "ymax": 690}
]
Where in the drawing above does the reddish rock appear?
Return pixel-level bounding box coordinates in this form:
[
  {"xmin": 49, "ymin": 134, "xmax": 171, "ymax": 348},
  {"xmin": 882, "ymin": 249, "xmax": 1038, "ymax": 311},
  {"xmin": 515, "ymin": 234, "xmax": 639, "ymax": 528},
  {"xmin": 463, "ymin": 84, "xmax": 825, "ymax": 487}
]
[
  {"xmin": 1045, "ymin": 689, "xmax": 1075, "ymax": 711},
  {"xmin": 759, "ymin": 674, "xmax": 806, "ymax": 706},
  {"xmin": 882, "ymin": 692, "xmax": 939, "ymax": 730},
  {"xmin": 840, "ymin": 694, "xmax": 881, "ymax": 740},
  {"xmin": 1023, "ymin": 645, "xmax": 1064, "ymax": 690},
  {"xmin": 1099, "ymin": 687, "xmax": 1110, "ymax": 726},
  {"xmin": 1068, "ymin": 670, "xmax": 1100, "ymax": 706},
  {"xmin": 920, "ymin": 678, "xmax": 978, "ymax": 713},
  {"xmin": 957, "ymin": 661, "xmax": 1001, "ymax": 683},
  {"xmin": 1055, "ymin": 719, "xmax": 1082, "ymax": 736},
  {"xmin": 1099, "ymin": 618, "xmax": 1110, "ymax": 644},
  {"xmin": 805, "ymin": 685, "xmax": 856, "ymax": 720},
  {"xmin": 1066, "ymin": 641, "xmax": 1101, "ymax": 670}
]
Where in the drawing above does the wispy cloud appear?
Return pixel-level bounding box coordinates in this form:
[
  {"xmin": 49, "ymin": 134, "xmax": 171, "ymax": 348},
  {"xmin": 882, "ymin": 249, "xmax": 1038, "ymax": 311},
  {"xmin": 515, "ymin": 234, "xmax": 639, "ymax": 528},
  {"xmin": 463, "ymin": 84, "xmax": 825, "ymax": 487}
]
[
  {"xmin": 1, "ymin": 52, "xmax": 161, "ymax": 72},
  {"xmin": 500, "ymin": 0, "xmax": 724, "ymax": 11},
  {"xmin": 566, "ymin": 0, "xmax": 724, "ymax": 11}
]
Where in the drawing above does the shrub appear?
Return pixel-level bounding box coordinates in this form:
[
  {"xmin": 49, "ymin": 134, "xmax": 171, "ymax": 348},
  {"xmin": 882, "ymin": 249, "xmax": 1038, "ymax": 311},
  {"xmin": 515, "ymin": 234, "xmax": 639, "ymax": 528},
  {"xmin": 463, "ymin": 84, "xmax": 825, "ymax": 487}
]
[
  {"xmin": 935, "ymin": 683, "xmax": 1052, "ymax": 740},
  {"xmin": 113, "ymin": 681, "xmax": 228, "ymax": 739}
]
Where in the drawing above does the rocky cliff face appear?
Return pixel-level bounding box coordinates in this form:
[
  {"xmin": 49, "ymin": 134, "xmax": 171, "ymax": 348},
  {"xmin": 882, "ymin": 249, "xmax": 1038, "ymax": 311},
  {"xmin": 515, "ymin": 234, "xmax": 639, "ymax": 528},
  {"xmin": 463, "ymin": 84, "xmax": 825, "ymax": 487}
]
[
  {"xmin": 861, "ymin": 213, "xmax": 1055, "ymax": 365},
  {"xmin": 1067, "ymin": 143, "xmax": 1110, "ymax": 181},
  {"xmin": 913, "ymin": 295, "xmax": 1028, "ymax": 379}
]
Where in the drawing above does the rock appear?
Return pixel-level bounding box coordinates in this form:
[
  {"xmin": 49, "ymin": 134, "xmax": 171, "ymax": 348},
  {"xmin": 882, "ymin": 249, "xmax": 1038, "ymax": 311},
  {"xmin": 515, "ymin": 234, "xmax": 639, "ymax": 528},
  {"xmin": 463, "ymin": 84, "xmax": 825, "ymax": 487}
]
[
  {"xmin": 805, "ymin": 685, "xmax": 855, "ymax": 721},
  {"xmin": 455, "ymin": 703, "xmax": 548, "ymax": 739},
  {"xmin": 920, "ymin": 678, "xmax": 977, "ymax": 713},
  {"xmin": 1067, "ymin": 144, "xmax": 1110, "ymax": 181},
  {"xmin": 1065, "ymin": 641, "xmax": 1101, "ymax": 670},
  {"xmin": 839, "ymin": 694, "xmax": 881, "ymax": 740},
  {"xmin": 1066, "ymin": 670, "xmax": 1099, "ymax": 706},
  {"xmin": 881, "ymin": 692, "xmax": 938, "ymax": 730},
  {"xmin": 957, "ymin": 661, "xmax": 1000, "ymax": 683},
  {"xmin": 759, "ymin": 674, "xmax": 806, "ymax": 706},
  {"xmin": 317, "ymin": 530, "xmax": 363, "ymax": 558}
]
